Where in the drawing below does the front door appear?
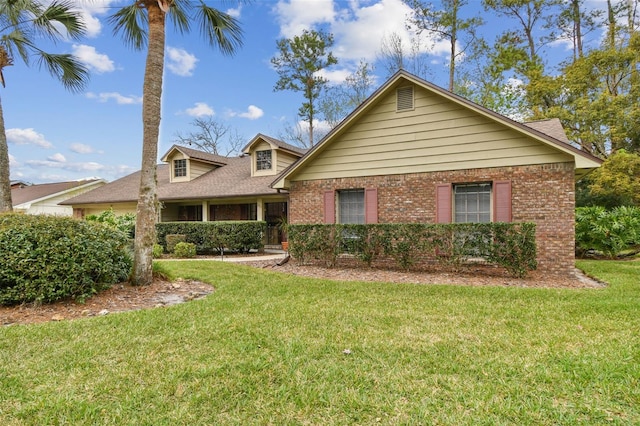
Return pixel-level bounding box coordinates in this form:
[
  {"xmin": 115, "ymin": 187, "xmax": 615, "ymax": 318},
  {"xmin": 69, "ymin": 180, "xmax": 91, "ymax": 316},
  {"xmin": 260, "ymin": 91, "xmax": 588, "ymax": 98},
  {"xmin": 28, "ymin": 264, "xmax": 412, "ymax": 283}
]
[{"xmin": 264, "ymin": 202, "xmax": 287, "ymax": 245}]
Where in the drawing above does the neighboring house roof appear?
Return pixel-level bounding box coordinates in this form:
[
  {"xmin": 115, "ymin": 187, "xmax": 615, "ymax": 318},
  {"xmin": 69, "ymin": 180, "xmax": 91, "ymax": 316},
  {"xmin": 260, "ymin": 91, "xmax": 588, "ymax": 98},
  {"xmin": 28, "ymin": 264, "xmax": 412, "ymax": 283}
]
[
  {"xmin": 242, "ymin": 133, "xmax": 308, "ymax": 156},
  {"xmin": 12, "ymin": 179, "xmax": 106, "ymax": 210},
  {"xmin": 62, "ymin": 156, "xmax": 283, "ymax": 206},
  {"xmin": 272, "ymin": 70, "xmax": 603, "ymax": 189}
]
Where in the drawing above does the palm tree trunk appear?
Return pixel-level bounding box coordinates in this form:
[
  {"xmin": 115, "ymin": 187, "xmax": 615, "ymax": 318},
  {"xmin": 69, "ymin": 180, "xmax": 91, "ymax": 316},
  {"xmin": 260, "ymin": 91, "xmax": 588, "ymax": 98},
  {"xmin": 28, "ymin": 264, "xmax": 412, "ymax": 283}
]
[
  {"xmin": 132, "ymin": 2, "xmax": 165, "ymax": 285},
  {"xmin": 0, "ymin": 95, "xmax": 13, "ymax": 212}
]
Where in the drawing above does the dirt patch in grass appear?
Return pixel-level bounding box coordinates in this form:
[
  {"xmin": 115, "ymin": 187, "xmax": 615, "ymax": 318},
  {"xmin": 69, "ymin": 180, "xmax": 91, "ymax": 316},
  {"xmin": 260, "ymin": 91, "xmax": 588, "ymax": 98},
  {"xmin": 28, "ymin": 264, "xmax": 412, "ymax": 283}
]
[
  {"xmin": 0, "ymin": 278, "xmax": 213, "ymax": 326},
  {"xmin": 248, "ymin": 258, "xmax": 606, "ymax": 289}
]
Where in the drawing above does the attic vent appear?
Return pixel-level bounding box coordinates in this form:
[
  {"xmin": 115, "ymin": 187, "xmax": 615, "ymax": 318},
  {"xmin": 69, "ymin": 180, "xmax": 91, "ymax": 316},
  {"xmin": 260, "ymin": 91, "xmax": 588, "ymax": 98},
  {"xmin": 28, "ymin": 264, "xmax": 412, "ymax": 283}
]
[{"xmin": 396, "ymin": 86, "xmax": 414, "ymax": 111}]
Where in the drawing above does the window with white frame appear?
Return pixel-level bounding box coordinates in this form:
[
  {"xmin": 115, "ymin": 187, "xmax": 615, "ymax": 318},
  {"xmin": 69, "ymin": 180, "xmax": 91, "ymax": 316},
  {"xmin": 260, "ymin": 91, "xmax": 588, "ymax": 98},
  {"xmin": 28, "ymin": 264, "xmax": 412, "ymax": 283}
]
[
  {"xmin": 338, "ymin": 189, "xmax": 365, "ymax": 224},
  {"xmin": 256, "ymin": 150, "xmax": 272, "ymax": 171},
  {"xmin": 454, "ymin": 183, "xmax": 491, "ymax": 223},
  {"xmin": 174, "ymin": 159, "xmax": 187, "ymax": 178}
]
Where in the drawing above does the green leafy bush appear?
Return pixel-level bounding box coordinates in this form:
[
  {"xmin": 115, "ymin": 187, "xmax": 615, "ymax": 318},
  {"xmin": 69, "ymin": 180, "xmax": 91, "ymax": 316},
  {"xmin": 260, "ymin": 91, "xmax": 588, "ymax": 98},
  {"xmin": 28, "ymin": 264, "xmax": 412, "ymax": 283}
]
[
  {"xmin": 173, "ymin": 242, "xmax": 196, "ymax": 258},
  {"xmin": 0, "ymin": 213, "xmax": 132, "ymax": 305},
  {"xmin": 86, "ymin": 208, "xmax": 136, "ymax": 238},
  {"xmin": 288, "ymin": 222, "xmax": 537, "ymax": 278},
  {"xmin": 156, "ymin": 221, "xmax": 265, "ymax": 254},
  {"xmin": 165, "ymin": 234, "xmax": 186, "ymax": 253},
  {"xmin": 152, "ymin": 244, "xmax": 164, "ymax": 258},
  {"xmin": 576, "ymin": 206, "xmax": 640, "ymax": 258}
]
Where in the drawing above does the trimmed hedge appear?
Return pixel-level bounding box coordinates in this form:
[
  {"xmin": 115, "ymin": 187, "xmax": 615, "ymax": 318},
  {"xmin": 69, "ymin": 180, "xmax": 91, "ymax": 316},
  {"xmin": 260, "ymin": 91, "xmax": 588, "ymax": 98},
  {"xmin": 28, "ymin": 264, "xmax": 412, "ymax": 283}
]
[
  {"xmin": 288, "ymin": 223, "xmax": 537, "ymax": 278},
  {"xmin": 156, "ymin": 221, "xmax": 266, "ymax": 254},
  {"xmin": 0, "ymin": 213, "xmax": 132, "ymax": 305}
]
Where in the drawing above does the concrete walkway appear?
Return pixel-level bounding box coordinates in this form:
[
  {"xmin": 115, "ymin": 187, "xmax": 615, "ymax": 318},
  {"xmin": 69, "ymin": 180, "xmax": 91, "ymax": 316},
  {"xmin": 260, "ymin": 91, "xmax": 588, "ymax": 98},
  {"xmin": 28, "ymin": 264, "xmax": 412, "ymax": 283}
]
[{"xmin": 155, "ymin": 252, "xmax": 288, "ymax": 263}]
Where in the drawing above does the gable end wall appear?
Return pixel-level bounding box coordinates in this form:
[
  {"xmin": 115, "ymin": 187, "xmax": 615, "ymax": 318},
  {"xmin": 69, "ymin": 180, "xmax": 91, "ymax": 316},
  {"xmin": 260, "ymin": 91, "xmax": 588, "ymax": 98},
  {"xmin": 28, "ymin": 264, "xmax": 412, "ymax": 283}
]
[{"xmin": 289, "ymin": 162, "xmax": 575, "ymax": 276}]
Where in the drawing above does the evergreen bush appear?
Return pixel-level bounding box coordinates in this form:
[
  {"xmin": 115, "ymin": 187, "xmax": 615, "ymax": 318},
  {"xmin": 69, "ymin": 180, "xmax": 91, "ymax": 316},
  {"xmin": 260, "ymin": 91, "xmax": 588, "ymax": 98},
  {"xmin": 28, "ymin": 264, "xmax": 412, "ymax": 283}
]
[
  {"xmin": 173, "ymin": 242, "xmax": 197, "ymax": 258},
  {"xmin": 0, "ymin": 213, "xmax": 132, "ymax": 305}
]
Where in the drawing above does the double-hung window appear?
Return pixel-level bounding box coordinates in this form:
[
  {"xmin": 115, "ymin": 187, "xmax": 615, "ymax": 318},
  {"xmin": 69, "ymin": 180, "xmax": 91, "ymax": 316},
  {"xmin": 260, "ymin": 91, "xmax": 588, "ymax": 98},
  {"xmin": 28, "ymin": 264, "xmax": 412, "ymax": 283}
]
[
  {"xmin": 454, "ymin": 183, "xmax": 491, "ymax": 223},
  {"xmin": 174, "ymin": 159, "xmax": 187, "ymax": 178},
  {"xmin": 256, "ymin": 150, "xmax": 272, "ymax": 171},
  {"xmin": 338, "ymin": 189, "xmax": 365, "ymax": 224}
]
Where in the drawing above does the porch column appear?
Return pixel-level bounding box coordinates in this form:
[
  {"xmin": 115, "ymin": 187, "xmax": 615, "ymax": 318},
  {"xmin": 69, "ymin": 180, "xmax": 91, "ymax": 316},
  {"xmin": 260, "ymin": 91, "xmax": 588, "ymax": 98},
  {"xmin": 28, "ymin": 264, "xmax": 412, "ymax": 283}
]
[
  {"xmin": 256, "ymin": 198, "xmax": 264, "ymax": 221},
  {"xmin": 202, "ymin": 201, "xmax": 209, "ymax": 221}
]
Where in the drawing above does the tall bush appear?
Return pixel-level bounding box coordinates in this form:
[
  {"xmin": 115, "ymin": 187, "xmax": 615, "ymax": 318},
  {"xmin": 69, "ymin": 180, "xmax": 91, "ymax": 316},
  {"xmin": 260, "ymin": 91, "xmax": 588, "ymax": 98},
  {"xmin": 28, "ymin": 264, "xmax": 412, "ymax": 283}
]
[
  {"xmin": 0, "ymin": 214, "xmax": 132, "ymax": 305},
  {"xmin": 576, "ymin": 206, "xmax": 640, "ymax": 258},
  {"xmin": 86, "ymin": 208, "xmax": 136, "ymax": 238}
]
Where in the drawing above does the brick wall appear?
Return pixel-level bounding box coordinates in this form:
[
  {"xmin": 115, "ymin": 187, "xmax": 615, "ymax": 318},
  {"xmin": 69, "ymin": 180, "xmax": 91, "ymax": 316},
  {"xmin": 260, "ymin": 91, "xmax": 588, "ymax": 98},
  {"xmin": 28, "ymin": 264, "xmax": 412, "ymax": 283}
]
[{"xmin": 289, "ymin": 162, "xmax": 576, "ymax": 276}]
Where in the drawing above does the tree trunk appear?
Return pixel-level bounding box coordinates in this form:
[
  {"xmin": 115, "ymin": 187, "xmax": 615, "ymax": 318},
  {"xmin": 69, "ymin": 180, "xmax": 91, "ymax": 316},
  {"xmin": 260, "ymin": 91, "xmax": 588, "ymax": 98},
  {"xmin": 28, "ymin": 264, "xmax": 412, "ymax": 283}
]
[
  {"xmin": 0, "ymin": 94, "xmax": 12, "ymax": 212},
  {"xmin": 132, "ymin": 2, "xmax": 165, "ymax": 286}
]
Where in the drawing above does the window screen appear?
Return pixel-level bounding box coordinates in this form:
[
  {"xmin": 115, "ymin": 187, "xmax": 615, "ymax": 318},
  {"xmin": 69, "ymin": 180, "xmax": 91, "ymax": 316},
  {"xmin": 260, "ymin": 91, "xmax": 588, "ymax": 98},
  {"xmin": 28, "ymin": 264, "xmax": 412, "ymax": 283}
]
[
  {"xmin": 338, "ymin": 189, "xmax": 365, "ymax": 224},
  {"xmin": 454, "ymin": 183, "xmax": 491, "ymax": 223}
]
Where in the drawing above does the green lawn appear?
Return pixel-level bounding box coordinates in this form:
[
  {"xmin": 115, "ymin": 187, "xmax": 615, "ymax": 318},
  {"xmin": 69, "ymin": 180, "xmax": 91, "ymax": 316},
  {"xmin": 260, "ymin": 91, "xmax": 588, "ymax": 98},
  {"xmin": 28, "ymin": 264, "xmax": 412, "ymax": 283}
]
[{"xmin": 1, "ymin": 260, "xmax": 638, "ymax": 425}]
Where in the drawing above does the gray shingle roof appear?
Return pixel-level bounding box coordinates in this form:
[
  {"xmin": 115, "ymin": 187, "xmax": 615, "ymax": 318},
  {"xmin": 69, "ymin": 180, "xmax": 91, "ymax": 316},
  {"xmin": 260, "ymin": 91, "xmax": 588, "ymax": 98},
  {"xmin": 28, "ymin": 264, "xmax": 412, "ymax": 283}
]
[
  {"xmin": 524, "ymin": 118, "xmax": 571, "ymax": 144},
  {"xmin": 160, "ymin": 145, "xmax": 228, "ymax": 165},
  {"xmin": 62, "ymin": 156, "xmax": 283, "ymax": 205}
]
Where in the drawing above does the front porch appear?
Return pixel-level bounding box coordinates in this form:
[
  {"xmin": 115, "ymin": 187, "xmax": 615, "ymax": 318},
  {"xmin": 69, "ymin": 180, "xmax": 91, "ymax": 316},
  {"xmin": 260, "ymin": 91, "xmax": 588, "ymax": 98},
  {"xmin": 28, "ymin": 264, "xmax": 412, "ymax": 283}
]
[{"xmin": 160, "ymin": 197, "xmax": 288, "ymax": 246}]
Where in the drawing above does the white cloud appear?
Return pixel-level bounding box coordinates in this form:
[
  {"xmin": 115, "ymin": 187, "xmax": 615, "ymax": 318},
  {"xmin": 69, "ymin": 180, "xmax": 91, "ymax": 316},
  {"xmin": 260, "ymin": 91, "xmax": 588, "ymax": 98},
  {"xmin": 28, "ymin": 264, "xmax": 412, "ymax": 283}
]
[
  {"xmin": 24, "ymin": 159, "xmax": 131, "ymax": 175},
  {"xmin": 86, "ymin": 92, "xmax": 142, "ymax": 105},
  {"xmin": 76, "ymin": 0, "xmax": 118, "ymax": 37},
  {"xmin": 273, "ymin": 0, "xmax": 336, "ymax": 37},
  {"xmin": 316, "ymin": 68, "xmax": 352, "ymax": 84},
  {"xmin": 230, "ymin": 105, "xmax": 264, "ymax": 120},
  {"xmin": 167, "ymin": 47, "xmax": 198, "ymax": 76},
  {"xmin": 185, "ymin": 102, "xmax": 215, "ymax": 117},
  {"xmin": 9, "ymin": 153, "xmax": 18, "ymax": 167},
  {"xmin": 69, "ymin": 143, "xmax": 95, "ymax": 154},
  {"xmin": 48, "ymin": 153, "xmax": 66, "ymax": 163},
  {"xmin": 6, "ymin": 128, "xmax": 52, "ymax": 148},
  {"xmin": 72, "ymin": 44, "xmax": 115, "ymax": 73},
  {"xmin": 273, "ymin": 0, "xmax": 449, "ymax": 69},
  {"xmin": 227, "ymin": 5, "xmax": 242, "ymax": 18}
]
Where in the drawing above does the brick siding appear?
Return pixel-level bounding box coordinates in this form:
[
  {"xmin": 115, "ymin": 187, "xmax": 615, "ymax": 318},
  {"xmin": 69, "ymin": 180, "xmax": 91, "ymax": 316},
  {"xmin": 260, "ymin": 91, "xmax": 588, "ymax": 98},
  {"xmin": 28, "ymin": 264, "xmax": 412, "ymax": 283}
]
[{"xmin": 289, "ymin": 163, "xmax": 576, "ymax": 277}]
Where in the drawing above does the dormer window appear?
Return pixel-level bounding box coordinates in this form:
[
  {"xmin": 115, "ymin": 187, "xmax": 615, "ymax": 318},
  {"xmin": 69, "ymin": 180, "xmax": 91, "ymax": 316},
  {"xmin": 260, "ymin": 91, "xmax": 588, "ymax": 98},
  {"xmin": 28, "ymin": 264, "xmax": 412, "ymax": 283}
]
[
  {"xmin": 174, "ymin": 159, "xmax": 187, "ymax": 177},
  {"xmin": 256, "ymin": 150, "xmax": 272, "ymax": 171}
]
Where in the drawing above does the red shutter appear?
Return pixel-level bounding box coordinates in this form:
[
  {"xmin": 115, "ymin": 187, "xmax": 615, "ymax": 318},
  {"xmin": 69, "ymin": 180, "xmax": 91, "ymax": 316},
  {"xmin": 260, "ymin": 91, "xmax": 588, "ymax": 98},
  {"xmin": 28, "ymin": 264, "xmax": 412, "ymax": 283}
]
[
  {"xmin": 493, "ymin": 180, "xmax": 512, "ymax": 222},
  {"xmin": 323, "ymin": 190, "xmax": 335, "ymax": 224},
  {"xmin": 436, "ymin": 184, "xmax": 452, "ymax": 223},
  {"xmin": 365, "ymin": 188, "xmax": 378, "ymax": 224}
]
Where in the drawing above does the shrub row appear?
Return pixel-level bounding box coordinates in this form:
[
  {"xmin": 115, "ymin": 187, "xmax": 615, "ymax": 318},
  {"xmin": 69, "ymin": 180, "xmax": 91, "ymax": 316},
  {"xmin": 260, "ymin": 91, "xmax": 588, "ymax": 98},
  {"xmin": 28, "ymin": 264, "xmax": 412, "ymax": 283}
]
[
  {"xmin": 576, "ymin": 206, "xmax": 640, "ymax": 258},
  {"xmin": 0, "ymin": 213, "xmax": 132, "ymax": 305},
  {"xmin": 288, "ymin": 223, "xmax": 537, "ymax": 278},
  {"xmin": 156, "ymin": 221, "xmax": 266, "ymax": 254}
]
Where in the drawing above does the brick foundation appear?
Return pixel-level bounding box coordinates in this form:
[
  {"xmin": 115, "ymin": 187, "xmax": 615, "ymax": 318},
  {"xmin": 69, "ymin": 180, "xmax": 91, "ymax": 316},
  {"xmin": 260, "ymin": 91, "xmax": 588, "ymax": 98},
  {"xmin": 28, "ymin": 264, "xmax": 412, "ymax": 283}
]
[{"xmin": 289, "ymin": 163, "xmax": 576, "ymax": 277}]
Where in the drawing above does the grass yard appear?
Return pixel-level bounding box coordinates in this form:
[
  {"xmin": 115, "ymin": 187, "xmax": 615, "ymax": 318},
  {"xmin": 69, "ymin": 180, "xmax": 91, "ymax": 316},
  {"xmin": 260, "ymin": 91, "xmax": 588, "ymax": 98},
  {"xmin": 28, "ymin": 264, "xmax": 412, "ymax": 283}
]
[{"xmin": 0, "ymin": 260, "xmax": 638, "ymax": 425}]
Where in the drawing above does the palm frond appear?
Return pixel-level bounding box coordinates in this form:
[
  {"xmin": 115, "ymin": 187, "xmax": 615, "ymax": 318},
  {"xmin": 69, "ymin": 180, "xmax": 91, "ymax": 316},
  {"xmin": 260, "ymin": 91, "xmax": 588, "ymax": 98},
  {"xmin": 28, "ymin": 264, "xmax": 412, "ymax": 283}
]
[
  {"xmin": 36, "ymin": 51, "xmax": 89, "ymax": 93},
  {"xmin": 108, "ymin": 3, "xmax": 148, "ymax": 50},
  {"xmin": 1, "ymin": 30, "xmax": 30, "ymax": 65},
  {"xmin": 195, "ymin": 1, "xmax": 243, "ymax": 56},
  {"xmin": 169, "ymin": 0, "xmax": 191, "ymax": 34},
  {"xmin": 33, "ymin": 1, "xmax": 86, "ymax": 41}
]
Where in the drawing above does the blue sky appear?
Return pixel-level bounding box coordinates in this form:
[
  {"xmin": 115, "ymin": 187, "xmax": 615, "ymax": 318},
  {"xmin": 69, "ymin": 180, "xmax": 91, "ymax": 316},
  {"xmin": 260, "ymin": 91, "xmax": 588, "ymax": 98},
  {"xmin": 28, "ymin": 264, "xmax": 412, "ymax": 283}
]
[{"xmin": 5, "ymin": 0, "xmax": 607, "ymax": 184}]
